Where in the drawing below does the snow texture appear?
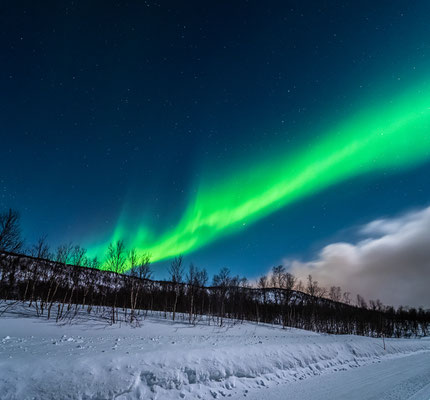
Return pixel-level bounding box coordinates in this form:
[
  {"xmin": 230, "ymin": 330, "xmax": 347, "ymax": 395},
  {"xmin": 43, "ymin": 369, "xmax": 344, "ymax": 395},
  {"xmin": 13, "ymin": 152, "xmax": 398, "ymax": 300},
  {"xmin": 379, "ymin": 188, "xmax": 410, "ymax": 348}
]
[
  {"xmin": 0, "ymin": 303, "xmax": 429, "ymax": 400},
  {"xmin": 241, "ymin": 351, "xmax": 430, "ymax": 400}
]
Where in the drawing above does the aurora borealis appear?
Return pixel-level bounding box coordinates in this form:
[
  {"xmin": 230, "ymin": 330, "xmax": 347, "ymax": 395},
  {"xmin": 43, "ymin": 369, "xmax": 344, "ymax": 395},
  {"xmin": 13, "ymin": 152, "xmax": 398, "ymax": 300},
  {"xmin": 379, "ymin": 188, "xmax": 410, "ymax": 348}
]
[
  {"xmin": 3, "ymin": 1, "xmax": 430, "ymax": 281},
  {"xmin": 88, "ymin": 84, "xmax": 430, "ymax": 266}
]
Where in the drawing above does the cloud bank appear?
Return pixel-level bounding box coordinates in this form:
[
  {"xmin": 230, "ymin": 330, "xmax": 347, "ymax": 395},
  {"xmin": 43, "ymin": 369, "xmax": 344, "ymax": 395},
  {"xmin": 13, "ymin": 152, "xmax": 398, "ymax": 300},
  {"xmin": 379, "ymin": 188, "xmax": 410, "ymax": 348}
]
[{"xmin": 288, "ymin": 206, "xmax": 430, "ymax": 308}]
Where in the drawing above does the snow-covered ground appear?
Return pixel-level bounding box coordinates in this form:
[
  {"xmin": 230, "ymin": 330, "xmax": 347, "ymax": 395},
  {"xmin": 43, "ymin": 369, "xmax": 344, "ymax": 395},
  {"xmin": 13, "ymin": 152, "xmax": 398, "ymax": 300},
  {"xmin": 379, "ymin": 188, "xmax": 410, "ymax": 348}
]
[
  {"xmin": 0, "ymin": 303, "xmax": 429, "ymax": 400},
  {"xmin": 238, "ymin": 351, "xmax": 430, "ymax": 400}
]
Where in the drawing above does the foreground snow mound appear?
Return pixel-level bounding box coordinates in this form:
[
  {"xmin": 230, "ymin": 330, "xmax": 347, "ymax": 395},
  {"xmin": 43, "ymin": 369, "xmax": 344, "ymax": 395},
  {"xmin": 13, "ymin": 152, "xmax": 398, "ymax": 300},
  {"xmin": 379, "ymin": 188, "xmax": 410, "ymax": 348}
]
[{"xmin": 0, "ymin": 305, "xmax": 429, "ymax": 400}]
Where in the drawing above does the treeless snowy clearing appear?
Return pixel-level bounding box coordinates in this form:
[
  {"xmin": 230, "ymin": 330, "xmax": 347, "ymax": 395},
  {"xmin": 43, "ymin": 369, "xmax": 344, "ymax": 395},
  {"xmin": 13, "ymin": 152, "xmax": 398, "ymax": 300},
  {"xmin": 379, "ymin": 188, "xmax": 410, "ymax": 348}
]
[{"xmin": 1, "ymin": 303, "xmax": 429, "ymax": 400}]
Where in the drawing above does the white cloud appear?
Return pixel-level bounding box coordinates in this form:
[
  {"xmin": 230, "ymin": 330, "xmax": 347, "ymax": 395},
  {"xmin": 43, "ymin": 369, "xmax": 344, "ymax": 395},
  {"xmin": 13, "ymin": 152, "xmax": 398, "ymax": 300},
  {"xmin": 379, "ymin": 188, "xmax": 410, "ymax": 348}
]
[{"xmin": 287, "ymin": 207, "xmax": 430, "ymax": 308}]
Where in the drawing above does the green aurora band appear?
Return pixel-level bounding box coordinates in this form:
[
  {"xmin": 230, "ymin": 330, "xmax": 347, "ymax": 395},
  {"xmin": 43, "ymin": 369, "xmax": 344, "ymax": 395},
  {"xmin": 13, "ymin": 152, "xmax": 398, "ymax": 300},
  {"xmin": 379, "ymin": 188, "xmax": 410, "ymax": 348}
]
[{"xmin": 89, "ymin": 85, "xmax": 430, "ymax": 269}]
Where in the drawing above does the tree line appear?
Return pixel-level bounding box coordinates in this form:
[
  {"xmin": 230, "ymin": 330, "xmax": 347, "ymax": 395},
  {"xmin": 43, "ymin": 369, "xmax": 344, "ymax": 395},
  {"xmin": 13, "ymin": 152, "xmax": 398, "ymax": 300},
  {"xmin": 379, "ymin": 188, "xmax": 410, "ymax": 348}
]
[{"xmin": 0, "ymin": 208, "xmax": 429, "ymax": 337}]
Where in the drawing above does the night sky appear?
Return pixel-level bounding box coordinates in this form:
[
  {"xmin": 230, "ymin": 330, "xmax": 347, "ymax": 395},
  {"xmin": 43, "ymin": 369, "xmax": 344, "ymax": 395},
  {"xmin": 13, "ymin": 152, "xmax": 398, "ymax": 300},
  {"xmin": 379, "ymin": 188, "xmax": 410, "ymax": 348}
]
[{"xmin": 2, "ymin": 1, "xmax": 430, "ymax": 300}]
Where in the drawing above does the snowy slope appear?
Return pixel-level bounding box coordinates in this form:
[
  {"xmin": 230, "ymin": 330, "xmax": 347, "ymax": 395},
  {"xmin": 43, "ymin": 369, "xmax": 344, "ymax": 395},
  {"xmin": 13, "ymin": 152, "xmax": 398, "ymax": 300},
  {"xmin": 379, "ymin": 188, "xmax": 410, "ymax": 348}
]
[{"xmin": 0, "ymin": 304, "xmax": 429, "ymax": 400}]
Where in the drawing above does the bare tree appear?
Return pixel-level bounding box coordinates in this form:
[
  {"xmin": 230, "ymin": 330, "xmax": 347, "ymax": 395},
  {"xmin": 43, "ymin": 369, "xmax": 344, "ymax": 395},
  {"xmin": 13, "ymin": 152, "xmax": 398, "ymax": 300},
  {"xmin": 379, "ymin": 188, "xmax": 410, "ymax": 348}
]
[
  {"xmin": 375, "ymin": 299, "xmax": 384, "ymax": 312},
  {"xmin": 71, "ymin": 245, "xmax": 87, "ymax": 267},
  {"xmin": 295, "ymin": 279, "xmax": 304, "ymax": 292},
  {"xmin": 212, "ymin": 267, "xmax": 231, "ymax": 287},
  {"xmin": 258, "ymin": 275, "xmax": 268, "ymax": 290},
  {"xmin": 257, "ymin": 275, "xmax": 269, "ymax": 323},
  {"xmin": 128, "ymin": 248, "xmax": 139, "ymax": 278},
  {"xmin": 306, "ymin": 275, "xmax": 325, "ymax": 297},
  {"xmin": 30, "ymin": 236, "xmax": 51, "ymax": 259},
  {"xmin": 127, "ymin": 248, "xmax": 140, "ymax": 322},
  {"xmin": 54, "ymin": 243, "xmax": 74, "ymax": 319},
  {"xmin": 271, "ymin": 265, "xmax": 285, "ymax": 288},
  {"xmin": 283, "ymin": 272, "xmax": 296, "ymax": 291},
  {"xmin": 306, "ymin": 275, "xmax": 325, "ymax": 328},
  {"xmin": 0, "ymin": 209, "xmax": 23, "ymax": 252},
  {"xmin": 24, "ymin": 236, "xmax": 51, "ymax": 302},
  {"xmin": 137, "ymin": 253, "xmax": 152, "ymax": 315},
  {"xmin": 55, "ymin": 243, "xmax": 73, "ymax": 264},
  {"xmin": 106, "ymin": 240, "xmax": 126, "ymax": 323},
  {"xmin": 212, "ymin": 267, "xmax": 231, "ymax": 326},
  {"xmin": 342, "ymin": 291, "xmax": 351, "ymax": 305},
  {"xmin": 196, "ymin": 267, "xmax": 208, "ymax": 319},
  {"xmin": 197, "ymin": 268, "xmax": 208, "ymax": 287},
  {"xmin": 280, "ymin": 272, "xmax": 296, "ymax": 328},
  {"xmin": 168, "ymin": 255, "xmax": 183, "ymax": 321},
  {"xmin": 87, "ymin": 256, "xmax": 100, "ymax": 269},
  {"xmin": 357, "ymin": 294, "xmax": 368, "ymax": 309},
  {"xmin": 270, "ymin": 265, "xmax": 285, "ymax": 318},
  {"xmin": 138, "ymin": 252, "xmax": 152, "ymax": 280},
  {"xmin": 329, "ymin": 286, "xmax": 342, "ymax": 302},
  {"xmin": 83, "ymin": 256, "xmax": 99, "ymax": 312},
  {"xmin": 186, "ymin": 263, "xmax": 197, "ymax": 323},
  {"xmin": 106, "ymin": 240, "xmax": 126, "ymax": 274}
]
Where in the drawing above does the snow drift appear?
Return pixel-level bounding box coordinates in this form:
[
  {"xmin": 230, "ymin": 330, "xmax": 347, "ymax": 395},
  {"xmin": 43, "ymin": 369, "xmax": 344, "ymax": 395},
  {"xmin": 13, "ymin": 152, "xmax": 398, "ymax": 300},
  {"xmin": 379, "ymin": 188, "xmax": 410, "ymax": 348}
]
[{"xmin": 0, "ymin": 304, "xmax": 429, "ymax": 400}]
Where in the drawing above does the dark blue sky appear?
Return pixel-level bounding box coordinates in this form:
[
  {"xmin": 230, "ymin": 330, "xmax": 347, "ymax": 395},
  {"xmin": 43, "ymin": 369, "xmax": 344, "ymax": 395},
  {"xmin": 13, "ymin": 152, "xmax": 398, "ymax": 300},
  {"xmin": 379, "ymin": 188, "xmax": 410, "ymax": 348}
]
[{"xmin": 2, "ymin": 1, "xmax": 430, "ymax": 278}]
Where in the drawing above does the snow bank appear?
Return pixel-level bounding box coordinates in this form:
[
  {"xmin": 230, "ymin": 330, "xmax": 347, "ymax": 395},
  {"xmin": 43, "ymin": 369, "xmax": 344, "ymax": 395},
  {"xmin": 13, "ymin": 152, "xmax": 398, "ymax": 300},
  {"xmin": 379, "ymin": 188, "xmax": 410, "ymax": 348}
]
[{"xmin": 0, "ymin": 304, "xmax": 429, "ymax": 400}]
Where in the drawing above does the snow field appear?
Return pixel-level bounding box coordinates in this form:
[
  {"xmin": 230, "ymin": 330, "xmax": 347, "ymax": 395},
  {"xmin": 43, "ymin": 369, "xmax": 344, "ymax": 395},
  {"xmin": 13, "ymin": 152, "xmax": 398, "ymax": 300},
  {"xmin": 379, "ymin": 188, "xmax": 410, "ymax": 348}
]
[{"xmin": 0, "ymin": 303, "xmax": 429, "ymax": 399}]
